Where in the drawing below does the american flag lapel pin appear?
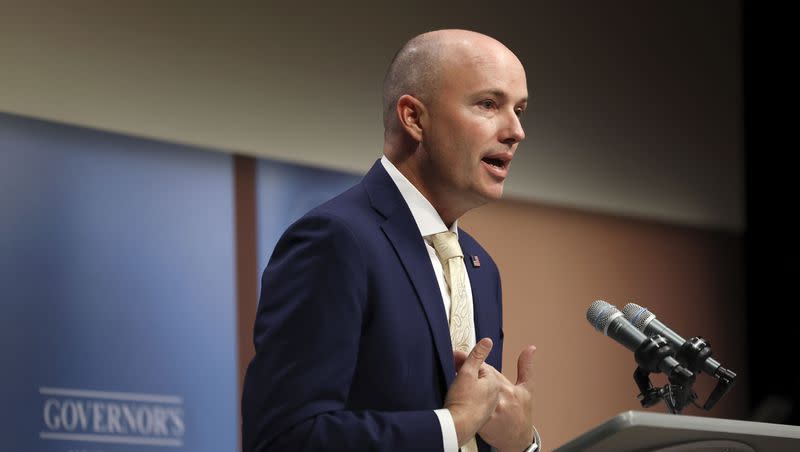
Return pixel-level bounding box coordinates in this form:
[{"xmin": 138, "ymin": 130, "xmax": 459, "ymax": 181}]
[{"xmin": 471, "ymin": 255, "xmax": 481, "ymax": 268}]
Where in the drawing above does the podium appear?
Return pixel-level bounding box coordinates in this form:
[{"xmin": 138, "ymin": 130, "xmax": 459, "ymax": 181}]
[{"xmin": 554, "ymin": 410, "xmax": 800, "ymax": 452}]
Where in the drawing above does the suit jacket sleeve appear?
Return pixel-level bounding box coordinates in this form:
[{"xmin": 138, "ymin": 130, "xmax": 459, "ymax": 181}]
[{"xmin": 241, "ymin": 212, "xmax": 444, "ymax": 452}]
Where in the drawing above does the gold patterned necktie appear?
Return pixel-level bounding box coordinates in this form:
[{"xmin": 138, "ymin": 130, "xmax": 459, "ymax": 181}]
[
  {"xmin": 429, "ymin": 231, "xmax": 478, "ymax": 452},
  {"xmin": 429, "ymin": 231, "xmax": 474, "ymax": 352}
]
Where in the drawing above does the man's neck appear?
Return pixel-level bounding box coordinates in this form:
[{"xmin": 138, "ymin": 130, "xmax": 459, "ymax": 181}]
[
  {"xmin": 384, "ymin": 153, "xmax": 463, "ymax": 227},
  {"xmin": 381, "ymin": 155, "xmax": 464, "ymax": 234}
]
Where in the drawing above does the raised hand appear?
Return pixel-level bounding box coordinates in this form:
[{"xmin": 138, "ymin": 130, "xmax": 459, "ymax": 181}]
[{"xmin": 477, "ymin": 345, "xmax": 538, "ymax": 452}]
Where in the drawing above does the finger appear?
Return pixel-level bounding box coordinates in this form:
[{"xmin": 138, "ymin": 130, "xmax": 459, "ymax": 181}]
[
  {"xmin": 516, "ymin": 345, "xmax": 537, "ymax": 387},
  {"xmin": 477, "ymin": 362, "xmax": 499, "ymax": 379},
  {"xmin": 453, "ymin": 350, "xmax": 469, "ymax": 372},
  {"xmin": 460, "ymin": 337, "xmax": 493, "ymax": 375}
]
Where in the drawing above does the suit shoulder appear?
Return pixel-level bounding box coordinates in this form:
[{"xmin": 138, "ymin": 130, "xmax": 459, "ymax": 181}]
[
  {"xmin": 307, "ymin": 182, "xmax": 373, "ymax": 221},
  {"xmin": 280, "ymin": 182, "xmax": 375, "ymax": 240}
]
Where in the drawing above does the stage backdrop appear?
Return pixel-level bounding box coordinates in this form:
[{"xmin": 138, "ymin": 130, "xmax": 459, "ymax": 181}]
[
  {"xmin": 255, "ymin": 159, "xmax": 360, "ymax": 288},
  {"xmin": 0, "ymin": 113, "xmax": 237, "ymax": 451}
]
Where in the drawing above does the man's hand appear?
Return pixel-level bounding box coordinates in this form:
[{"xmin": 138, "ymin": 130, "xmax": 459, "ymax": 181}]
[
  {"xmin": 444, "ymin": 338, "xmax": 501, "ymax": 447},
  {"xmin": 455, "ymin": 345, "xmax": 538, "ymax": 452}
]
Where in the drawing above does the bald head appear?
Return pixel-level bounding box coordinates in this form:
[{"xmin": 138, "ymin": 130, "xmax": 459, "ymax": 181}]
[
  {"xmin": 381, "ymin": 29, "xmax": 528, "ymax": 224},
  {"xmin": 382, "ymin": 29, "xmax": 519, "ymax": 132},
  {"xmin": 382, "ymin": 32, "xmax": 439, "ymax": 130}
]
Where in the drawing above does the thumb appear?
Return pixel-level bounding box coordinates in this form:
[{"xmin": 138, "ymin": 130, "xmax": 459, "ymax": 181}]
[
  {"xmin": 460, "ymin": 338, "xmax": 493, "ymax": 376},
  {"xmin": 516, "ymin": 345, "xmax": 537, "ymax": 387}
]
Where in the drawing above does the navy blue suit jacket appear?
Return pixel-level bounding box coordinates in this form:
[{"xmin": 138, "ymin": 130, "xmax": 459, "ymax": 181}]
[{"xmin": 242, "ymin": 160, "xmax": 504, "ymax": 451}]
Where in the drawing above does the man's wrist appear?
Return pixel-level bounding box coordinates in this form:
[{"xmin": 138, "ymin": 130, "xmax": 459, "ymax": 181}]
[
  {"xmin": 497, "ymin": 424, "xmax": 540, "ymax": 452},
  {"xmin": 511, "ymin": 424, "xmax": 540, "ymax": 452},
  {"xmin": 523, "ymin": 424, "xmax": 540, "ymax": 452}
]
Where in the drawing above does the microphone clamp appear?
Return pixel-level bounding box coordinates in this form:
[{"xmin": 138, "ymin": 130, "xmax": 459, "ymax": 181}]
[
  {"xmin": 631, "ymin": 333, "xmax": 697, "ymax": 414},
  {"xmin": 678, "ymin": 336, "xmax": 737, "ymax": 410}
]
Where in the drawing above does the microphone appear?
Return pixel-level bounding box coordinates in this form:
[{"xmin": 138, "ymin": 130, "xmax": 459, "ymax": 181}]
[
  {"xmin": 622, "ymin": 302, "xmax": 731, "ymax": 378},
  {"xmin": 586, "ymin": 300, "xmax": 693, "ymax": 380}
]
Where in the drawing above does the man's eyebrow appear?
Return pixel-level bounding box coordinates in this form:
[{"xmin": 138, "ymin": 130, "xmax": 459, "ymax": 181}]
[{"xmin": 475, "ymin": 89, "xmax": 528, "ymax": 103}]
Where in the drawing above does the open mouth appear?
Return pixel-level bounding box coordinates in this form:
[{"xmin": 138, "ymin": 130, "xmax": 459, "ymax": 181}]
[{"xmin": 481, "ymin": 157, "xmax": 507, "ymax": 169}]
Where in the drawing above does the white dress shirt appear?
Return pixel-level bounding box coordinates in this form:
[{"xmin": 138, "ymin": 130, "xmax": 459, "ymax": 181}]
[{"xmin": 381, "ymin": 157, "xmax": 539, "ymax": 452}]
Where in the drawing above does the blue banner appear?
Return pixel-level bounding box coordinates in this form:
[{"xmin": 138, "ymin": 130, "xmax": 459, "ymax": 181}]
[{"xmin": 1, "ymin": 113, "xmax": 237, "ymax": 451}]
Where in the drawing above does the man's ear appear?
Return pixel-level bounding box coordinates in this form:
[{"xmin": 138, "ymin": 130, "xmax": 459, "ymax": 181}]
[{"xmin": 396, "ymin": 94, "xmax": 426, "ymax": 142}]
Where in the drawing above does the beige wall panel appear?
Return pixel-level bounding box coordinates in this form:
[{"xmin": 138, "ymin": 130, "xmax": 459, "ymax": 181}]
[
  {"xmin": 0, "ymin": 1, "xmax": 743, "ymax": 230},
  {"xmin": 461, "ymin": 198, "xmax": 747, "ymax": 447}
]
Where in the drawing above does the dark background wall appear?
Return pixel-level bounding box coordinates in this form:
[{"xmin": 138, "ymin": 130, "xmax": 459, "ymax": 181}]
[{"xmin": 744, "ymin": 1, "xmax": 799, "ymax": 425}]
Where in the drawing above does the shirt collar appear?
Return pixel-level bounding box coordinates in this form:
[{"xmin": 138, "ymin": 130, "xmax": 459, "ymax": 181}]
[{"xmin": 381, "ymin": 155, "xmax": 458, "ymax": 238}]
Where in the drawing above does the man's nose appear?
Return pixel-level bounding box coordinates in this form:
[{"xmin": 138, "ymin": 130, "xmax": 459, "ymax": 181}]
[{"xmin": 500, "ymin": 111, "xmax": 525, "ymax": 145}]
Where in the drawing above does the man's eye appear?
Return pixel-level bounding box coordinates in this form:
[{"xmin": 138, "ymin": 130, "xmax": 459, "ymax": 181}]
[
  {"xmin": 515, "ymin": 108, "xmax": 526, "ymax": 117},
  {"xmin": 480, "ymin": 100, "xmax": 497, "ymax": 109}
]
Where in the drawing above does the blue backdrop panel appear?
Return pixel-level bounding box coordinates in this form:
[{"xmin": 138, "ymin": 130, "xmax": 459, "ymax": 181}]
[
  {"xmin": 256, "ymin": 159, "xmax": 361, "ymax": 288},
  {"xmin": 0, "ymin": 113, "xmax": 237, "ymax": 451}
]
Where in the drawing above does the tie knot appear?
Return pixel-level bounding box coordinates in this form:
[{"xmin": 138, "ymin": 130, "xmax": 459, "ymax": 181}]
[{"xmin": 429, "ymin": 231, "xmax": 463, "ymax": 262}]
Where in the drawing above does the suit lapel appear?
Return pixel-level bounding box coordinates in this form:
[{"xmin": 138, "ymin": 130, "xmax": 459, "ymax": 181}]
[
  {"xmin": 362, "ymin": 161, "xmax": 456, "ymax": 387},
  {"xmin": 382, "ymin": 217, "xmax": 456, "ymax": 386}
]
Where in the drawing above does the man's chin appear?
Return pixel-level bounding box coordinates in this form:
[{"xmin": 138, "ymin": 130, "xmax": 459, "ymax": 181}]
[{"xmin": 477, "ymin": 183, "xmax": 505, "ymax": 203}]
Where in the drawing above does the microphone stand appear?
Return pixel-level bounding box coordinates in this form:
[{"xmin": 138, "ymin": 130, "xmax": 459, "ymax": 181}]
[
  {"xmin": 631, "ymin": 334, "xmax": 737, "ymax": 414},
  {"xmin": 632, "ymin": 334, "xmax": 697, "ymax": 414},
  {"xmin": 633, "ymin": 366, "xmax": 697, "ymax": 414}
]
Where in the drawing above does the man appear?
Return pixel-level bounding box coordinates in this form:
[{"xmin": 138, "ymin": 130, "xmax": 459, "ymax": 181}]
[{"xmin": 242, "ymin": 29, "xmax": 539, "ymax": 451}]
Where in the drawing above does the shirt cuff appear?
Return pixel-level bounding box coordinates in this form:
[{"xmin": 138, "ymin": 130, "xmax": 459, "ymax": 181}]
[
  {"xmin": 433, "ymin": 408, "xmax": 459, "ymax": 452},
  {"xmin": 523, "ymin": 441, "xmax": 539, "ymax": 452},
  {"xmin": 524, "ymin": 424, "xmax": 541, "ymax": 452}
]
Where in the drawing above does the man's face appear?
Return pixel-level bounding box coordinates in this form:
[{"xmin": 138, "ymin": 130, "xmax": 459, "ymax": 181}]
[{"xmin": 419, "ymin": 42, "xmax": 528, "ymax": 214}]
